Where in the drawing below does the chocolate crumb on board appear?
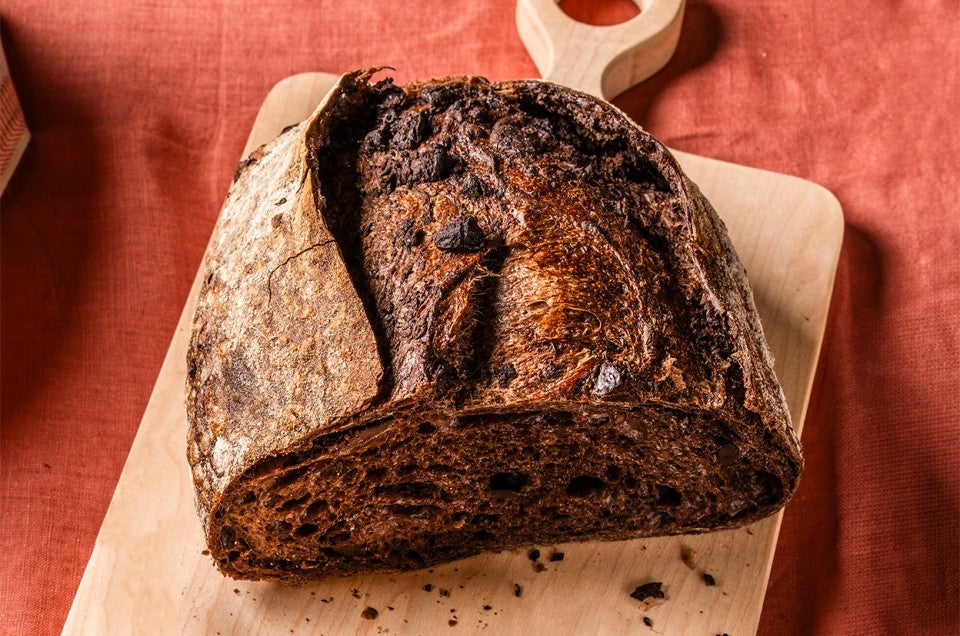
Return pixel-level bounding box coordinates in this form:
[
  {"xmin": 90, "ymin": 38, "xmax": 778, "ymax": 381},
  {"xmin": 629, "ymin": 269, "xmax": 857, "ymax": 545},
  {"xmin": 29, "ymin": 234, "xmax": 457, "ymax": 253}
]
[
  {"xmin": 233, "ymin": 588, "xmax": 240, "ymax": 595},
  {"xmin": 513, "ymin": 583, "xmax": 523, "ymax": 598},
  {"xmin": 549, "ymin": 551, "xmax": 564, "ymax": 562},
  {"xmin": 361, "ymin": 606, "xmax": 379, "ymax": 620},
  {"xmin": 483, "ymin": 605, "xmax": 492, "ymax": 611},
  {"xmin": 201, "ymin": 550, "xmax": 210, "ymax": 556},
  {"xmin": 423, "ymin": 583, "xmax": 434, "ymax": 592},
  {"xmin": 449, "ymin": 619, "xmax": 458, "ymax": 626},
  {"xmin": 440, "ymin": 588, "xmax": 451, "ymax": 597},
  {"xmin": 680, "ymin": 545, "xmax": 697, "ymax": 569},
  {"xmin": 643, "ymin": 616, "xmax": 653, "ymax": 627},
  {"xmin": 351, "ymin": 588, "xmax": 362, "ymax": 599},
  {"xmin": 533, "ymin": 562, "xmax": 546, "ymax": 572},
  {"xmin": 702, "ymin": 572, "xmax": 717, "ymax": 586},
  {"xmin": 528, "ymin": 548, "xmax": 540, "ymax": 561},
  {"xmin": 630, "ymin": 582, "xmax": 665, "ymax": 602},
  {"xmin": 387, "ymin": 606, "xmax": 395, "ymax": 611}
]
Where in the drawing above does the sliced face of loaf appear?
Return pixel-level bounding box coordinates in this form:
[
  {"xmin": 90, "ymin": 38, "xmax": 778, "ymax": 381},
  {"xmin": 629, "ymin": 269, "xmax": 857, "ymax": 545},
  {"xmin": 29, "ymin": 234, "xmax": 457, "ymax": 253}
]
[{"xmin": 187, "ymin": 69, "xmax": 802, "ymax": 583}]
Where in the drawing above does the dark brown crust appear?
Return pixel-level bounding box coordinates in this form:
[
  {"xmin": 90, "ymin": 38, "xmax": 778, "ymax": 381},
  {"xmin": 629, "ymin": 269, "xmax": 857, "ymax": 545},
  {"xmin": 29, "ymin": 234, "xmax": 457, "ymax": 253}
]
[{"xmin": 186, "ymin": 70, "xmax": 802, "ymax": 583}]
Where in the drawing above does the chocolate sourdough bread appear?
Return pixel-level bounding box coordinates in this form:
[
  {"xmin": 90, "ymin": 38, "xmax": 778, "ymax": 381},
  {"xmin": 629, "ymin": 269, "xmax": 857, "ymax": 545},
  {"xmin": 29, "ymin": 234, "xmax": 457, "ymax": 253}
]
[{"xmin": 186, "ymin": 69, "xmax": 802, "ymax": 582}]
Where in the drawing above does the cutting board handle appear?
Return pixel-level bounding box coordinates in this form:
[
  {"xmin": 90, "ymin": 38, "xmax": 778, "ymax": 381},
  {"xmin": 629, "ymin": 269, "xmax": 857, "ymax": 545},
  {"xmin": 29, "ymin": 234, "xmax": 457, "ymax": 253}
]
[{"xmin": 516, "ymin": 0, "xmax": 685, "ymax": 100}]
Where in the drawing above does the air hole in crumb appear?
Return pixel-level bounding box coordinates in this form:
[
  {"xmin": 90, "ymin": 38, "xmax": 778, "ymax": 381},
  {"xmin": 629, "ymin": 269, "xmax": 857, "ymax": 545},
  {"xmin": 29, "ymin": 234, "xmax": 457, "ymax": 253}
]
[
  {"xmin": 656, "ymin": 485, "xmax": 682, "ymax": 506},
  {"xmin": 305, "ymin": 499, "xmax": 328, "ymax": 517},
  {"xmin": 294, "ymin": 523, "xmax": 319, "ymax": 537},
  {"xmin": 566, "ymin": 475, "xmax": 606, "ymax": 497},
  {"xmin": 418, "ymin": 421, "xmax": 438, "ymax": 434},
  {"xmin": 274, "ymin": 467, "xmax": 307, "ymax": 487},
  {"xmin": 366, "ymin": 466, "xmax": 387, "ymax": 481},
  {"xmin": 278, "ymin": 493, "xmax": 310, "ymax": 511},
  {"xmin": 605, "ymin": 464, "xmax": 621, "ymax": 480},
  {"xmin": 489, "ymin": 472, "xmax": 528, "ymax": 492}
]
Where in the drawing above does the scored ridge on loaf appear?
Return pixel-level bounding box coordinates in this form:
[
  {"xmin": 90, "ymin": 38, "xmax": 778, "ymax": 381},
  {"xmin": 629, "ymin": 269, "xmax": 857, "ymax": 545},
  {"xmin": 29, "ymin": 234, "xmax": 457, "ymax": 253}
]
[{"xmin": 186, "ymin": 69, "xmax": 802, "ymax": 583}]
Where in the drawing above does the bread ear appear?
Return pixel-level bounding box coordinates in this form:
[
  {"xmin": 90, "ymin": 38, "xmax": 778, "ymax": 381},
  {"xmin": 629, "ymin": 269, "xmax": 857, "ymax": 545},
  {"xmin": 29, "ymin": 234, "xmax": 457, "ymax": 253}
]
[{"xmin": 186, "ymin": 73, "xmax": 384, "ymax": 533}]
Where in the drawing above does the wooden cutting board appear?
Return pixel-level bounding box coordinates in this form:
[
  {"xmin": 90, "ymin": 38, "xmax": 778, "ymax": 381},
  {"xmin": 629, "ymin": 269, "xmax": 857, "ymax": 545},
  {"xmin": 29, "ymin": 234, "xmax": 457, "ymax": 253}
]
[{"xmin": 62, "ymin": 71, "xmax": 842, "ymax": 636}]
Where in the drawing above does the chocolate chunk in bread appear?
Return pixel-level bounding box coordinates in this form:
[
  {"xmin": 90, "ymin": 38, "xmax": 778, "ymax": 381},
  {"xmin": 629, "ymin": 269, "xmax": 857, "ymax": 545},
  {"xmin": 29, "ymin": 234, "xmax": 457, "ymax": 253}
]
[{"xmin": 186, "ymin": 69, "xmax": 802, "ymax": 583}]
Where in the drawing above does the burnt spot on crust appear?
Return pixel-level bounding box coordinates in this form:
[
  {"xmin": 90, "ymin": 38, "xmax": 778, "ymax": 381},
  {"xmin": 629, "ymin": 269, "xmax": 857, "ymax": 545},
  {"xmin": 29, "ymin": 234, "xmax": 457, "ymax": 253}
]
[
  {"xmin": 434, "ymin": 215, "xmax": 485, "ymax": 253},
  {"xmin": 233, "ymin": 157, "xmax": 257, "ymax": 182},
  {"xmin": 392, "ymin": 109, "xmax": 432, "ymax": 150}
]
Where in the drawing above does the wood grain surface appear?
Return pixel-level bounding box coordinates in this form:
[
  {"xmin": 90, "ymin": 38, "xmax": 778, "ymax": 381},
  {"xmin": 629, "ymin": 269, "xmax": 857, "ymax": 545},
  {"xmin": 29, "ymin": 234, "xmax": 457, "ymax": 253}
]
[{"xmin": 62, "ymin": 72, "xmax": 843, "ymax": 636}]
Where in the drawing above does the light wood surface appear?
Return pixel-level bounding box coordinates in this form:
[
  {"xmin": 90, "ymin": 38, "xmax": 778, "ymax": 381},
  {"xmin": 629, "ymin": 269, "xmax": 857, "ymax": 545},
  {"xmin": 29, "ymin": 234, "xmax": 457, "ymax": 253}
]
[
  {"xmin": 516, "ymin": 0, "xmax": 685, "ymax": 100},
  {"xmin": 62, "ymin": 71, "xmax": 842, "ymax": 636}
]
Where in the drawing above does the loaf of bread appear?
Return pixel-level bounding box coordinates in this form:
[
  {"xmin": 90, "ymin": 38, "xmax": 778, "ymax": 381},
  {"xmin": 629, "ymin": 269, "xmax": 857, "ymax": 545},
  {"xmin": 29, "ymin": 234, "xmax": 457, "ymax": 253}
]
[{"xmin": 186, "ymin": 69, "xmax": 802, "ymax": 582}]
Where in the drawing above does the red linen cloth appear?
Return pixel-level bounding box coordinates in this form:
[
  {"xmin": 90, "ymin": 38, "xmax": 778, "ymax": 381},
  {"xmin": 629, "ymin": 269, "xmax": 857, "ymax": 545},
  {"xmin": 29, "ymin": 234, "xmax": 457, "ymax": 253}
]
[{"xmin": 1, "ymin": 1, "xmax": 957, "ymax": 634}]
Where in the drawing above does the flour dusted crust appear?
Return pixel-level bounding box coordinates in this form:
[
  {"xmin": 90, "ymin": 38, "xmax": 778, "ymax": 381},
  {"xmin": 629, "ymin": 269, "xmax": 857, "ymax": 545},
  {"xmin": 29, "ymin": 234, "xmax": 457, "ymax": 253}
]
[{"xmin": 187, "ymin": 69, "xmax": 801, "ymax": 582}]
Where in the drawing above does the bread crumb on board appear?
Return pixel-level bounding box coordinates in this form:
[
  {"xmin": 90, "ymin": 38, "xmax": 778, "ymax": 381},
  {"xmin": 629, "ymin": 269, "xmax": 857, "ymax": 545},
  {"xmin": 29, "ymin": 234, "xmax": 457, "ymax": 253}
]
[{"xmin": 630, "ymin": 581, "xmax": 666, "ymax": 602}]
